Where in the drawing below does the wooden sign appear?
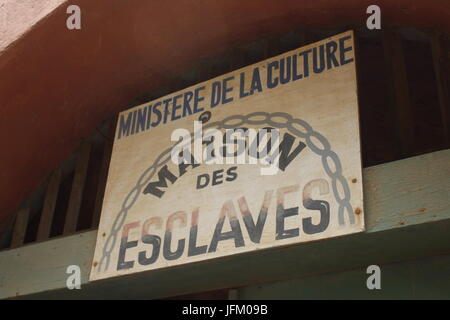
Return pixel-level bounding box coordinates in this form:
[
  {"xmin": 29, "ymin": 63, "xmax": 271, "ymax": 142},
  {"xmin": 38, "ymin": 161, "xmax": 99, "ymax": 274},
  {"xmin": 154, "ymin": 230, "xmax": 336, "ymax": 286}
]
[{"xmin": 90, "ymin": 30, "xmax": 364, "ymax": 281}]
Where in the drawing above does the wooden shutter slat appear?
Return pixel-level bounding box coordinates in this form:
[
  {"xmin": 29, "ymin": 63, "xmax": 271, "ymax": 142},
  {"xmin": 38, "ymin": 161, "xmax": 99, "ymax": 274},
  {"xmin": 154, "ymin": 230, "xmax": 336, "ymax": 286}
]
[
  {"xmin": 11, "ymin": 208, "xmax": 30, "ymax": 248},
  {"xmin": 382, "ymin": 29, "xmax": 415, "ymax": 156},
  {"xmin": 63, "ymin": 141, "xmax": 91, "ymax": 234},
  {"xmin": 36, "ymin": 168, "xmax": 61, "ymax": 241},
  {"xmin": 431, "ymin": 32, "xmax": 450, "ymax": 148}
]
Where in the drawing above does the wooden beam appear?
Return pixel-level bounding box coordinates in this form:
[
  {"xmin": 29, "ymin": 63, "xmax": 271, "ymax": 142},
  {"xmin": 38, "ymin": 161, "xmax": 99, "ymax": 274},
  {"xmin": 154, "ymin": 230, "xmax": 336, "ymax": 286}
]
[
  {"xmin": 431, "ymin": 32, "xmax": 450, "ymax": 147},
  {"xmin": 36, "ymin": 169, "xmax": 61, "ymax": 241},
  {"xmin": 2, "ymin": 230, "xmax": 96, "ymax": 298},
  {"xmin": 382, "ymin": 29, "xmax": 415, "ymax": 156},
  {"xmin": 2, "ymin": 149, "xmax": 449, "ymax": 299},
  {"xmin": 63, "ymin": 141, "xmax": 91, "ymax": 234},
  {"xmin": 10, "ymin": 208, "xmax": 30, "ymax": 248}
]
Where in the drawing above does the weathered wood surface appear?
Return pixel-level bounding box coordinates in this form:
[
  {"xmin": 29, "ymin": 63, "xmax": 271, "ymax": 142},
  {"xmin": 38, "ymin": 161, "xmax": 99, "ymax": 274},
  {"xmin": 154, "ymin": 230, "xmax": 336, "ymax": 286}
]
[
  {"xmin": 1, "ymin": 149, "xmax": 449, "ymax": 299},
  {"xmin": 37, "ymin": 169, "xmax": 61, "ymax": 241},
  {"xmin": 364, "ymin": 149, "xmax": 450, "ymax": 232},
  {"xmin": 10, "ymin": 208, "xmax": 30, "ymax": 249},
  {"xmin": 63, "ymin": 141, "xmax": 91, "ymax": 234},
  {"xmin": 0, "ymin": 231, "xmax": 96, "ymax": 298}
]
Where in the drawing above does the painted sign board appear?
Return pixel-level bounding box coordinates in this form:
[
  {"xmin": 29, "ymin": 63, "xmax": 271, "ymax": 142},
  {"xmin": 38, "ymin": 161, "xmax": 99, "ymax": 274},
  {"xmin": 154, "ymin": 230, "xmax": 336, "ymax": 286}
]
[{"xmin": 90, "ymin": 30, "xmax": 364, "ymax": 281}]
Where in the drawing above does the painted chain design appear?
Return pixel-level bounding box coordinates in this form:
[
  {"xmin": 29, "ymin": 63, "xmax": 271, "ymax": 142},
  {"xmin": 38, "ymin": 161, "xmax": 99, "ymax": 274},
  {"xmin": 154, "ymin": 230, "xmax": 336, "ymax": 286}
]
[{"xmin": 98, "ymin": 111, "xmax": 355, "ymax": 272}]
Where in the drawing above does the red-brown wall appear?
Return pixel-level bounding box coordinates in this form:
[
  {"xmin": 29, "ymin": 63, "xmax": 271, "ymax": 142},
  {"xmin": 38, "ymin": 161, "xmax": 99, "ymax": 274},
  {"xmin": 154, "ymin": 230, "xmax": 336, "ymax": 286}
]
[{"xmin": 1, "ymin": 0, "xmax": 449, "ymax": 230}]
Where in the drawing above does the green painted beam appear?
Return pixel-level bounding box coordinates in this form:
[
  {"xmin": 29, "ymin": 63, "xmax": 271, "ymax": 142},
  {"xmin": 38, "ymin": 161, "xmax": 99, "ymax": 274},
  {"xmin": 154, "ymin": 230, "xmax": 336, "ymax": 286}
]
[
  {"xmin": 237, "ymin": 253, "xmax": 450, "ymax": 299},
  {"xmin": 0, "ymin": 230, "xmax": 95, "ymax": 298},
  {"xmin": 1, "ymin": 149, "xmax": 449, "ymax": 299}
]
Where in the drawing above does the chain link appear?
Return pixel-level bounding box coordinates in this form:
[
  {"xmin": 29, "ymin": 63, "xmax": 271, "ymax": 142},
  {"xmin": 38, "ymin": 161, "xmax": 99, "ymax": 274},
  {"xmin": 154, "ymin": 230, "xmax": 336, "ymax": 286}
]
[{"xmin": 98, "ymin": 112, "xmax": 355, "ymax": 272}]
